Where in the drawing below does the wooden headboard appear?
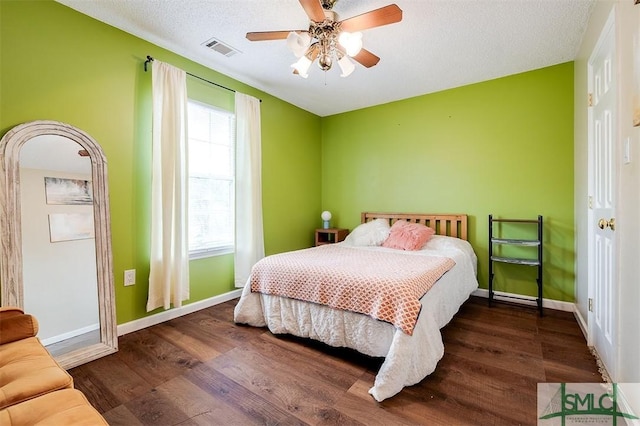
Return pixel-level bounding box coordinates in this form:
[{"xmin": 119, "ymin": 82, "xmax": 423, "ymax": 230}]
[{"xmin": 361, "ymin": 212, "xmax": 468, "ymax": 241}]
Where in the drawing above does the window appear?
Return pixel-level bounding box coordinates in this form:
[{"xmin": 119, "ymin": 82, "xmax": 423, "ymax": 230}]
[{"xmin": 187, "ymin": 100, "xmax": 235, "ymax": 258}]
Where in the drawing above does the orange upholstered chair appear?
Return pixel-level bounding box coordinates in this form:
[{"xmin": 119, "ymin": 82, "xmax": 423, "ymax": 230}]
[{"xmin": 0, "ymin": 307, "xmax": 107, "ymax": 425}]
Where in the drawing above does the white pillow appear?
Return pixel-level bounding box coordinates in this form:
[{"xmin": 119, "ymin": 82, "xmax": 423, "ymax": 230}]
[
  {"xmin": 342, "ymin": 219, "xmax": 391, "ymax": 246},
  {"xmin": 422, "ymin": 235, "xmax": 476, "ymax": 259}
]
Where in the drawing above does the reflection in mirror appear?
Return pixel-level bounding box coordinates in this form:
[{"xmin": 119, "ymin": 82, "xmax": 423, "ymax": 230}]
[
  {"xmin": 0, "ymin": 120, "xmax": 117, "ymax": 369},
  {"xmin": 20, "ymin": 135, "xmax": 100, "ymax": 357}
]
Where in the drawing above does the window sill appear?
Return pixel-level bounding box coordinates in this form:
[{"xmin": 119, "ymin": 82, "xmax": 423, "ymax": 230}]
[{"xmin": 189, "ymin": 245, "xmax": 234, "ymax": 260}]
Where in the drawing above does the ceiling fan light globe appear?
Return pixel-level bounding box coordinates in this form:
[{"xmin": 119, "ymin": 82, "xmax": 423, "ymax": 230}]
[
  {"xmin": 338, "ymin": 55, "xmax": 355, "ymax": 77},
  {"xmin": 292, "ymin": 56, "xmax": 312, "ymax": 78},
  {"xmin": 286, "ymin": 31, "xmax": 312, "ymax": 58},
  {"xmin": 338, "ymin": 31, "xmax": 363, "ymax": 57},
  {"xmin": 318, "ymin": 53, "xmax": 332, "ymax": 71}
]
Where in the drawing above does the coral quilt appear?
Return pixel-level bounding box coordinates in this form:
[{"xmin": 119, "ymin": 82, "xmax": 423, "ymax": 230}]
[{"xmin": 250, "ymin": 245, "xmax": 455, "ymax": 335}]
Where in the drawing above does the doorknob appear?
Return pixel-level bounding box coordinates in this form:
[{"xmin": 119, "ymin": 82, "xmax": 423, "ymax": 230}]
[{"xmin": 598, "ymin": 218, "xmax": 616, "ymax": 230}]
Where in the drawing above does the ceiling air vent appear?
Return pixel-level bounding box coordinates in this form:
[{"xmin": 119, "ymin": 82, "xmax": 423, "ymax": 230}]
[{"xmin": 202, "ymin": 37, "xmax": 239, "ymax": 57}]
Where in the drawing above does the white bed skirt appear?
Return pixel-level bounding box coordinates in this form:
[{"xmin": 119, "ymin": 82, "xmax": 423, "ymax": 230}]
[{"xmin": 234, "ymin": 238, "xmax": 478, "ymax": 401}]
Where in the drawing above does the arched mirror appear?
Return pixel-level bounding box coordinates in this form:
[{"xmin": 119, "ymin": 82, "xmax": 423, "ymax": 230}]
[{"xmin": 0, "ymin": 120, "xmax": 117, "ymax": 369}]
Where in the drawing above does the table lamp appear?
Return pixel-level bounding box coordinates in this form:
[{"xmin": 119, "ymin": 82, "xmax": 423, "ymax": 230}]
[{"xmin": 321, "ymin": 211, "xmax": 332, "ymax": 229}]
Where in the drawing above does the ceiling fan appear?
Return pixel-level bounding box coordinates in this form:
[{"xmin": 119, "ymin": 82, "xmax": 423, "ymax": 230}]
[{"xmin": 246, "ymin": 0, "xmax": 403, "ymax": 78}]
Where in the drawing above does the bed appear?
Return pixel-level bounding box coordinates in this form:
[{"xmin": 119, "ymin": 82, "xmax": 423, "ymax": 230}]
[{"xmin": 233, "ymin": 212, "xmax": 478, "ymax": 401}]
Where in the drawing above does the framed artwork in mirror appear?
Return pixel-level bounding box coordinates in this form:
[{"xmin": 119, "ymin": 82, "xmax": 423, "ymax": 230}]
[
  {"xmin": 48, "ymin": 213, "xmax": 95, "ymax": 242},
  {"xmin": 44, "ymin": 177, "xmax": 93, "ymax": 205}
]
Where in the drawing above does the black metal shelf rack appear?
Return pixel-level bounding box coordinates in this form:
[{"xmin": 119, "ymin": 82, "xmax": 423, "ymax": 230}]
[{"xmin": 488, "ymin": 215, "xmax": 543, "ymax": 316}]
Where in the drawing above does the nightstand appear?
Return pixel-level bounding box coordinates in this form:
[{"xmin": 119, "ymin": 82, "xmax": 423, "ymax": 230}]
[{"xmin": 315, "ymin": 228, "xmax": 349, "ymax": 246}]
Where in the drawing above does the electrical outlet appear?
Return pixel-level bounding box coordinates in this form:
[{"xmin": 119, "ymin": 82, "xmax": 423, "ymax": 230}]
[{"xmin": 124, "ymin": 269, "xmax": 136, "ymax": 286}]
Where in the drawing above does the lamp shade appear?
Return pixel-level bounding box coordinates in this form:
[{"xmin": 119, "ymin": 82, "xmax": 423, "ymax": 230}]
[
  {"xmin": 291, "ymin": 56, "xmax": 312, "ymax": 78},
  {"xmin": 338, "ymin": 31, "xmax": 363, "ymax": 57},
  {"xmin": 286, "ymin": 31, "xmax": 311, "ymax": 58},
  {"xmin": 338, "ymin": 55, "xmax": 355, "ymax": 77}
]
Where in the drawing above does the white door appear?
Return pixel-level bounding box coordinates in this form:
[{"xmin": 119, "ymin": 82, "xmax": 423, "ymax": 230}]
[{"xmin": 588, "ymin": 10, "xmax": 617, "ymax": 379}]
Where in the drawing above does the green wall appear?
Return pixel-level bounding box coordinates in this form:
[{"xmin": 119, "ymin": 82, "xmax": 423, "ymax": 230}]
[
  {"xmin": 321, "ymin": 63, "xmax": 575, "ymax": 301},
  {"xmin": 1, "ymin": 0, "xmax": 577, "ymax": 329},
  {"xmin": 0, "ymin": 0, "xmax": 322, "ymax": 324}
]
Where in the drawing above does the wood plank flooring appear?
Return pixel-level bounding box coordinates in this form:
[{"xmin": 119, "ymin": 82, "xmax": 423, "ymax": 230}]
[{"xmin": 69, "ymin": 297, "xmax": 602, "ymax": 425}]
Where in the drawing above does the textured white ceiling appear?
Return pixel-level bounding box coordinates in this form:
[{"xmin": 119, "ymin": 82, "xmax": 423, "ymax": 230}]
[{"xmin": 55, "ymin": 0, "xmax": 595, "ymax": 117}]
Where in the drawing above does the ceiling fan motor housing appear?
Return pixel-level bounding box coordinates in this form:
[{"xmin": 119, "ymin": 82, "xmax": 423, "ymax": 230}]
[
  {"xmin": 309, "ymin": 10, "xmax": 341, "ymax": 71},
  {"xmin": 321, "ymin": 0, "xmax": 338, "ymax": 10},
  {"xmin": 308, "ymin": 15, "xmax": 339, "ymax": 40}
]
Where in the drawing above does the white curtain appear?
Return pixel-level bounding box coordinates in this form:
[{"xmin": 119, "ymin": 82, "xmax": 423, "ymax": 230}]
[
  {"xmin": 147, "ymin": 60, "xmax": 190, "ymax": 311},
  {"xmin": 234, "ymin": 93, "xmax": 264, "ymax": 287}
]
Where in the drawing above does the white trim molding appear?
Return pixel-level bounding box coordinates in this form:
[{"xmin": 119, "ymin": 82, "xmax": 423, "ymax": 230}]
[
  {"xmin": 573, "ymin": 304, "xmax": 589, "ymax": 341},
  {"xmin": 40, "ymin": 323, "xmax": 100, "ymax": 347},
  {"xmin": 472, "ymin": 288, "xmax": 575, "ymax": 312},
  {"xmin": 118, "ymin": 289, "xmax": 243, "ymax": 336}
]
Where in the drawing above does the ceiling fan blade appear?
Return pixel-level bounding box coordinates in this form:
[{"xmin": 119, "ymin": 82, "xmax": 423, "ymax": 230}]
[
  {"xmin": 299, "ymin": 0, "xmax": 326, "ymax": 22},
  {"xmin": 246, "ymin": 30, "xmax": 305, "ymax": 41},
  {"xmin": 351, "ymin": 48, "xmax": 380, "ymax": 68},
  {"xmin": 339, "ymin": 4, "xmax": 403, "ymax": 32}
]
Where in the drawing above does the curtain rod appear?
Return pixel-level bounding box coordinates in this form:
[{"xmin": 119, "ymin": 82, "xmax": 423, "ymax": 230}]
[{"xmin": 144, "ymin": 55, "xmax": 261, "ymax": 102}]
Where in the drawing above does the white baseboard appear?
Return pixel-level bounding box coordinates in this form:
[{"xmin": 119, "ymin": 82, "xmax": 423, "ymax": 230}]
[
  {"xmin": 117, "ymin": 289, "xmax": 243, "ymax": 336},
  {"xmin": 616, "ymin": 385, "xmax": 640, "ymax": 422},
  {"xmin": 472, "ymin": 288, "xmax": 575, "ymax": 312},
  {"xmin": 573, "ymin": 305, "xmax": 589, "ymax": 341},
  {"xmin": 40, "ymin": 322, "xmax": 100, "ymax": 346}
]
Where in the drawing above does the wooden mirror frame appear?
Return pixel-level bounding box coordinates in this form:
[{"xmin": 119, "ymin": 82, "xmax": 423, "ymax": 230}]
[{"xmin": 0, "ymin": 120, "xmax": 117, "ymax": 368}]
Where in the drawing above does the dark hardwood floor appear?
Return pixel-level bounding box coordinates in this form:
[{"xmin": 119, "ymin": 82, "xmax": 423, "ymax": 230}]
[{"xmin": 69, "ymin": 296, "xmax": 602, "ymax": 425}]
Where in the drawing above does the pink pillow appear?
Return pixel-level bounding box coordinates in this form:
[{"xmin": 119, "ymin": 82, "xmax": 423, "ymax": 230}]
[{"xmin": 382, "ymin": 220, "xmax": 435, "ymax": 251}]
